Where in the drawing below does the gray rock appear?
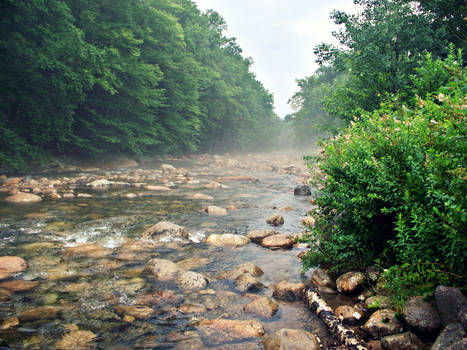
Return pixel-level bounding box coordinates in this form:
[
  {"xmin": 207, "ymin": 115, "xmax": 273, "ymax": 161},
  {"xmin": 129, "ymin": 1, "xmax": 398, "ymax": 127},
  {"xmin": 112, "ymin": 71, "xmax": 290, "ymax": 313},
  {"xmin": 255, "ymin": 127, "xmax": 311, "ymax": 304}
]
[
  {"xmin": 263, "ymin": 329, "xmax": 319, "ymax": 350},
  {"xmin": 435, "ymin": 286, "xmax": 467, "ymax": 326},
  {"xmin": 294, "ymin": 184, "xmax": 311, "ymax": 196},
  {"xmin": 142, "ymin": 221, "xmax": 189, "ymax": 241},
  {"xmin": 459, "ymin": 304, "xmax": 467, "ymax": 331},
  {"xmin": 177, "ymin": 271, "xmax": 208, "ymax": 290},
  {"xmin": 235, "ymin": 273, "xmax": 264, "ymax": 293},
  {"xmin": 431, "ymin": 323, "xmax": 466, "ymax": 350},
  {"xmin": 364, "ymin": 309, "xmax": 403, "ymax": 339},
  {"xmin": 381, "ymin": 332, "xmax": 423, "ymax": 350},
  {"xmin": 445, "ymin": 339, "xmax": 467, "ymax": 350},
  {"xmin": 403, "ymin": 296, "xmax": 442, "ymax": 333}
]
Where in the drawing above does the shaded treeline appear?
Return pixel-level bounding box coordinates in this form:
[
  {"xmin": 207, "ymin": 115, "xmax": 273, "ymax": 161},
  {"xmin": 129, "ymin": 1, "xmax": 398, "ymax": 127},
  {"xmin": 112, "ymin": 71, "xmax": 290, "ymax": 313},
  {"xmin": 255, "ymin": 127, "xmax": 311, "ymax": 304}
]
[{"xmin": 0, "ymin": 0, "xmax": 280, "ymax": 172}]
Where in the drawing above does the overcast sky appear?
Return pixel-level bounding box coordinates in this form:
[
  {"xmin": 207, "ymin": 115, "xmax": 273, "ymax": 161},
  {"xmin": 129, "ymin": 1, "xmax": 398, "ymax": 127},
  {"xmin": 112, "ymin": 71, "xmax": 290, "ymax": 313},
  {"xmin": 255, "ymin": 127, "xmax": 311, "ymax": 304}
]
[{"xmin": 194, "ymin": 0, "xmax": 357, "ymax": 118}]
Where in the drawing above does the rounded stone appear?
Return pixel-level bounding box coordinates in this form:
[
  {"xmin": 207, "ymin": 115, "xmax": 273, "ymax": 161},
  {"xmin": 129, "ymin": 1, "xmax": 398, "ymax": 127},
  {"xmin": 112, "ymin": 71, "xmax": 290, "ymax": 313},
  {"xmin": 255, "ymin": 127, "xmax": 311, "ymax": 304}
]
[
  {"xmin": 263, "ymin": 329, "xmax": 319, "ymax": 350},
  {"xmin": 261, "ymin": 234, "xmax": 293, "ymax": 249},
  {"xmin": 364, "ymin": 309, "xmax": 403, "ymax": 338},
  {"xmin": 4, "ymin": 192, "xmax": 42, "ymax": 204},
  {"xmin": 294, "ymin": 184, "xmax": 312, "ymax": 196},
  {"xmin": 403, "ymin": 296, "xmax": 442, "ymax": 333},
  {"xmin": 266, "ymin": 214, "xmax": 284, "ymax": 226},
  {"xmin": 336, "ymin": 271, "xmax": 365, "ymax": 294}
]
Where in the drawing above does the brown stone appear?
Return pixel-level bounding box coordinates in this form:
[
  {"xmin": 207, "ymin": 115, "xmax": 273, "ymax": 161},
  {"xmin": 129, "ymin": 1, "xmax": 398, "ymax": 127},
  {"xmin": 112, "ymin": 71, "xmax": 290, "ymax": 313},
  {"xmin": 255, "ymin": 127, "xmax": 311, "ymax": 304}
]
[
  {"xmin": 335, "ymin": 305, "xmax": 364, "ymax": 325},
  {"xmin": 244, "ymin": 296, "xmax": 279, "ymax": 318},
  {"xmin": 55, "ymin": 330, "xmax": 96, "ymax": 350},
  {"xmin": 192, "ymin": 193, "xmax": 214, "ymax": 200},
  {"xmin": 0, "ymin": 280, "xmax": 39, "ymax": 292},
  {"xmin": 235, "ymin": 273, "xmax": 264, "ymax": 293},
  {"xmin": 263, "ymin": 328, "xmax": 320, "ymax": 350},
  {"xmin": 1, "ymin": 317, "xmax": 19, "ymax": 330},
  {"xmin": 381, "ymin": 332, "xmax": 423, "ymax": 350},
  {"xmin": 145, "ymin": 258, "xmax": 183, "ymax": 281},
  {"xmin": 179, "ymin": 303, "xmax": 207, "ymax": 314},
  {"xmin": 63, "ymin": 243, "xmax": 112, "ymax": 258},
  {"xmin": 19, "ymin": 306, "xmax": 60, "ymax": 321},
  {"xmin": 247, "ymin": 229, "xmax": 279, "ymax": 244},
  {"xmin": 266, "ymin": 214, "xmax": 284, "ymax": 226},
  {"xmin": 203, "ymin": 206, "xmax": 228, "ymax": 216},
  {"xmin": 198, "ymin": 319, "xmax": 265, "ymax": 345},
  {"xmin": 4, "ymin": 192, "xmax": 42, "ymax": 204},
  {"xmin": 115, "ymin": 305, "xmax": 154, "ymax": 320},
  {"xmin": 177, "ymin": 271, "xmax": 208, "ymax": 290},
  {"xmin": 364, "ymin": 309, "xmax": 403, "ymax": 338},
  {"xmin": 144, "ymin": 185, "xmax": 171, "ymax": 191},
  {"xmin": 261, "ymin": 234, "xmax": 293, "ymax": 249},
  {"xmin": 205, "ymin": 234, "xmax": 250, "ymax": 247},
  {"xmin": 336, "ymin": 271, "xmax": 365, "ymax": 294},
  {"xmin": 310, "ymin": 268, "xmax": 335, "ymax": 289},
  {"xmin": 0, "ymin": 256, "xmax": 28, "ymax": 280},
  {"xmin": 272, "ymin": 281, "xmax": 305, "ymax": 301}
]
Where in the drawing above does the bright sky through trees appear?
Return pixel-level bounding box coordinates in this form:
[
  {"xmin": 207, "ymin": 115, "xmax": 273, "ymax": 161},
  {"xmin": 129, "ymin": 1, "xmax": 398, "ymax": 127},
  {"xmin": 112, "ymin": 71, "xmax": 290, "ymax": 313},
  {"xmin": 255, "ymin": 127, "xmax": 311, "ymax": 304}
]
[{"xmin": 195, "ymin": 0, "xmax": 357, "ymax": 117}]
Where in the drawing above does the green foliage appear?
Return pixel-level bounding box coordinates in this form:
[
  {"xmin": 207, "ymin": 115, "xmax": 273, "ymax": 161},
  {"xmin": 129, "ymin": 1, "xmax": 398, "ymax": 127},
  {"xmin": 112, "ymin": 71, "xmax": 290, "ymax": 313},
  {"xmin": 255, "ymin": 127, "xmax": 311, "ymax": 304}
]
[
  {"xmin": 0, "ymin": 0, "xmax": 279, "ymax": 172},
  {"xmin": 304, "ymin": 55, "xmax": 466, "ymax": 291}
]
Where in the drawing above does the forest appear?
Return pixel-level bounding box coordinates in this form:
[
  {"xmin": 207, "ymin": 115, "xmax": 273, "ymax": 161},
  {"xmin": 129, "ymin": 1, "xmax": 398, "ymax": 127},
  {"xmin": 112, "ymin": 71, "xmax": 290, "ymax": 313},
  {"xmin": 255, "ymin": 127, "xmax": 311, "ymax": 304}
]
[{"xmin": 0, "ymin": 0, "xmax": 279, "ymax": 172}]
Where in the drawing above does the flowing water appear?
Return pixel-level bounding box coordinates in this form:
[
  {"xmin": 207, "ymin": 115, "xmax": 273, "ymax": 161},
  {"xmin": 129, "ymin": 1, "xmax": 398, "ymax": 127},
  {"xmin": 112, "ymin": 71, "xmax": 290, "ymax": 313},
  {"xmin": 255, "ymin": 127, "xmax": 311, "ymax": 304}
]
[{"xmin": 0, "ymin": 153, "xmax": 330, "ymax": 349}]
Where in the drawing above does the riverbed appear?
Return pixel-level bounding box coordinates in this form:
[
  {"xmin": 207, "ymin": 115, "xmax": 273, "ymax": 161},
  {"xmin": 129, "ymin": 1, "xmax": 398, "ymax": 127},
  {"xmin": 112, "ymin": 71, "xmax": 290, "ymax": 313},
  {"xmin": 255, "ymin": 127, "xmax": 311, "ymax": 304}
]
[{"xmin": 0, "ymin": 152, "xmax": 329, "ymax": 349}]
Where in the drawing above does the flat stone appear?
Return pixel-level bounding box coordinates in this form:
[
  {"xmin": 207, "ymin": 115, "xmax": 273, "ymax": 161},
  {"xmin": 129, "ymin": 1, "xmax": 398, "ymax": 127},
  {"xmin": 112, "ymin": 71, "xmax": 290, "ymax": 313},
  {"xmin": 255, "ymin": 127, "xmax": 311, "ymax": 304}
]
[
  {"xmin": 403, "ymin": 296, "xmax": 442, "ymax": 333},
  {"xmin": 381, "ymin": 332, "xmax": 423, "ymax": 350},
  {"xmin": 179, "ymin": 303, "xmax": 207, "ymax": 314},
  {"xmin": 0, "ymin": 280, "xmax": 39, "ymax": 292},
  {"xmin": 88, "ymin": 179, "xmax": 111, "ymax": 187},
  {"xmin": 55, "ymin": 330, "xmax": 96, "ymax": 350},
  {"xmin": 1, "ymin": 317, "xmax": 19, "ymax": 330},
  {"xmin": 431, "ymin": 323, "xmax": 466, "ymax": 350},
  {"xmin": 263, "ymin": 328, "xmax": 319, "ymax": 350},
  {"xmin": 205, "ymin": 234, "xmax": 250, "ymax": 247},
  {"xmin": 4, "ymin": 192, "xmax": 42, "ymax": 203},
  {"xmin": 244, "ymin": 296, "xmax": 279, "ymax": 318},
  {"xmin": 145, "ymin": 258, "xmax": 182, "ymax": 281},
  {"xmin": 203, "ymin": 206, "xmax": 228, "ymax": 216},
  {"xmin": 0, "ymin": 256, "xmax": 28, "ymax": 280},
  {"xmin": 261, "ymin": 234, "xmax": 293, "ymax": 249},
  {"xmin": 192, "ymin": 193, "xmax": 214, "ymax": 200},
  {"xmin": 141, "ymin": 221, "xmax": 189, "ymax": 241},
  {"xmin": 63, "ymin": 243, "xmax": 112, "ymax": 258},
  {"xmin": 247, "ymin": 229, "xmax": 279, "ymax": 244},
  {"xmin": 278, "ymin": 206, "xmax": 293, "ymax": 212},
  {"xmin": 435, "ymin": 286, "xmax": 467, "ymax": 326},
  {"xmin": 177, "ymin": 271, "xmax": 208, "ymax": 290},
  {"xmin": 19, "ymin": 306, "xmax": 60, "ymax": 321},
  {"xmin": 335, "ymin": 305, "xmax": 363, "ymax": 325},
  {"xmin": 364, "ymin": 309, "xmax": 403, "ymax": 338},
  {"xmin": 144, "ymin": 185, "xmax": 171, "ymax": 191},
  {"xmin": 115, "ymin": 305, "xmax": 154, "ymax": 320},
  {"xmin": 198, "ymin": 319, "xmax": 265, "ymax": 346},
  {"xmin": 266, "ymin": 214, "xmax": 284, "ymax": 226},
  {"xmin": 272, "ymin": 281, "xmax": 305, "ymax": 301},
  {"xmin": 336, "ymin": 271, "xmax": 365, "ymax": 294}
]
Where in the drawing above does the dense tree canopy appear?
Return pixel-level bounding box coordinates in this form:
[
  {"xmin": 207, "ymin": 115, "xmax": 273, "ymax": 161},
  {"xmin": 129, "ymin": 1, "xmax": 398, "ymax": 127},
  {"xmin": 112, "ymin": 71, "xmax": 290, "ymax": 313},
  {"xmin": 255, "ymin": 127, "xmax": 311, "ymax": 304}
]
[{"xmin": 0, "ymin": 0, "xmax": 279, "ymax": 172}]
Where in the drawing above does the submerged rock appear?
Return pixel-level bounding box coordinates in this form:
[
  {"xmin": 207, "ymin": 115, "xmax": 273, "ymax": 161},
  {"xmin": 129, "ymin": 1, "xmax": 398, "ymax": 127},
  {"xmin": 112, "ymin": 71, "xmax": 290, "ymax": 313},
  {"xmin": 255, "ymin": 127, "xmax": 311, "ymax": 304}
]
[
  {"xmin": 272, "ymin": 281, "xmax": 305, "ymax": 301},
  {"xmin": 244, "ymin": 296, "xmax": 279, "ymax": 318},
  {"xmin": 266, "ymin": 214, "xmax": 284, "ymax": 226},
  {"xmin": 198, "ymin": 319, "xmax": 265, "ymax": 345},
  {"xmin": 145, "ymin": 258, "xmax": 182, "ymax": 281},
  {"xmin": 293, "ymin": 184, "xmax": 311, "ymax": 196},
  {"xmin": 0, "ymin": 280, "xmax": 39, "ymax": 292},
  {"xmin": 235, "ymin": 273, "xmax": 264, "ymax": 293},
  {"xmin": 144, "ymin": 185, "xmax": 171, "ymax": 191},
  {"xmin": 192, "ymin": 193, "xmax": 214, "ymax": 200},
  {"xmin": 88, "ymin": 179, "xmax": 111, "ymax": 187},
  {"xmin": 18, "ymin": 306, "xmax": 60, "ymax": 322},
  {"xmin": 0, "ymin": 256, "xmax": 28, "ymax": 280},
  {"xmin": 63, "ymin": 243, "xmax": 112, "ymax": 259},
  {"xmin": 263, "ymin": 329, "xmax": 319, "ymax": 350},
  {"xmin": 141, "ymin": 221, "xmax": 189, "ymax": 241},
  {"xmin": 55, "ymin": 329, "xmax": 96, "ymax": 350},
  {"xmin": 115, "ymin": 305, "xmax": 154, "ymax": 320},
  {"xmin": 4, "ymin": 192, "xmax": 42, "ymax": 204}
]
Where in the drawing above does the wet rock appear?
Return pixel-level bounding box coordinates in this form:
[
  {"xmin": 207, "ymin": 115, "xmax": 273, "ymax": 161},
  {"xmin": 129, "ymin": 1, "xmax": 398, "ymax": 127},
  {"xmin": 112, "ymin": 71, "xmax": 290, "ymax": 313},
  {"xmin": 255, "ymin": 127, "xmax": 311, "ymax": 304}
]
[
  {"xmin": 278, "ymin": 206, "xmax": 293, "ymax": 212},
  {"xmin": 368, "ymin": 340, "xmax": 384, "ymax": 350},
  {"xmin": 124, "ymin": 193, "xmax": 138, "ymax": 199},
  {"xmin": 366, "ymin": 295, "xmax": 393, "ymax": 310},
  {"xmin": 0, "ymin": 280, "xmax": 39, "ymax": 292},
  {"xmin": 335, "ymin": 305, "xmax": 363, "ymax": 325},
  {"xmin": 266, "ymin": 214, "xmax": 284, "ymax": 226},
  {"xmin": 364, "ymin": 309, "xmax": 403, "ymax": 338},
  {"xmin": 459, "ymin": 304, "xmax": 467, "ymax": 331},
  {"xmin": 62, "ymin": 193, "xmax": 75, "ymax": 199},
  {"xmin": 205, "ymin": 234, "xmax": 250, "ymax": 247},
  {"xmin": 263, "ymin": 328, "xmax": 319, "ymax": 350},
  {"xmin": 19, "ymin": 306, "xmax": 60, "ymax": 321},
  {"xmin": 403, "ymin": 296, "xmax": 442, "ymax": 333},
  {"xmin": 205, "ymin": 181, "xmax": 228, "ymax": 189},
  {"xmin": 246, "ymin": 229, "xmax": 279, "ymax": 244},
  {"xmin": 226, "ymin": 205, "xmax": 238, "ymax": 211},
  {"xmin": 77, "ymin": 193, "xmax": 93, "ymax": 198},
  {"xmin": 145, "ymin": 258, "xmax": 182, "ymax": 281},
  {"xmin": 294, "ymin": 184, "xmax": 311, "ymax": 196},
  {"xmin": 336, "ymin": 271, "xmax": 365, "ymax": 294},
  {"xmin": 310, "ymin": 268, "xmax": 335, "ymax": 290},
  {"xmin": 301, "ymin": 216, "xmax": 316, "ymax": 227},
  {"xmin": 203, "ymin": 205, "xmax": 228, "ymax": 216},
  {"xmin": 192, "ymin": 193, "xmax": 214, "ymax": 200},
  {"xmin": 63, "ymin": 243, "xmax": 112, "ymax": 258},
  {"xmin": 272, "ymin": 281, "xmax": 305, "ymax": 301},
  {"xmin": 0, "ymin": 256, "xmax": 28, "ymax": 280},
  {"xmin": 65, "ymin": 282, "xmax": 92, "ymax": 293},
  {"xmin": 244, "ymin": 296, "xmax": 278, "ymax": 318},
  {"xmin": 144, "ymin": 185, "xmax": 171, "ymax": 191},
  {"xmin": 179, "ymin": 303, "xmax": 207, "ymax": 314},
  {"xmin": 88, "ymin": 179, "xmax": 111, "ymax": 187},
  {"xmin": 261, "ymin": 234, "xmax": 293, "ymax": 249},
  {"xmin": 177, "ymin": 271, "xmax": 208, "ymax": 290},
  {"xmin": 218, "ymin": 175, "xmax": 258, "ymax": 182},
  {"xmin": 0, "ymin": 288, "xmax": 12, "ymax": 302},
  {"xmin": 380, "ymin": 332, "xmax": 423, "ymax": 350},
  {"xmin": 435, "ymin": 285, "xmax": 467, "ymax": 326},
  {"xmin": 55, "ymin": 329, "xmax": 96, "ymax": 350},
  {"xmin": 115, "ymin": 305, "xmax": 154, "ymax": 320},
  {"xmin": 431, "ymin": 322, "xmax": 466, "ymax": 350},
  {"xmin": 161, "ymin": 164, "xmax": 176, "ymax": 172},
  {"xmin": 177, "ymin": 257, "xmax": 210, "ymax": 271},
  {"xmin": 141, "ymin": 221, "xmax": 189, "ymax": 241},
  {"xmin": 198, "ymin": 319, "xmax": 265, "ymax": 345},
  {"xmin": 136, "ymin": 290, "xmax": 183, "ymax": 307},
  {"xmin": 1, "ymin": 317, "xmax": 19, "ymax": 330},
  {"xmin": 235, "ymin": 273, "xmax": 264, "ymax": 293},
  {"xmin": 231, "ymin": 263, "xmax": 264, "ymax": 279},
  {"xmin": 4, "ymin": 192, "xmax": 42, "ymax": 203}
]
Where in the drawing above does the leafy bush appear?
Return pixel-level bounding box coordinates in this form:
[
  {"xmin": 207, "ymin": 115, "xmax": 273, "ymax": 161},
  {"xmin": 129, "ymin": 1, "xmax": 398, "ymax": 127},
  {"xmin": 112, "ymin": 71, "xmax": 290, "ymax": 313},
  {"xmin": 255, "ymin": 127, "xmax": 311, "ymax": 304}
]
[{"xmin": 303, "ymin": 53, "xmax": 467, "ymax": 292}]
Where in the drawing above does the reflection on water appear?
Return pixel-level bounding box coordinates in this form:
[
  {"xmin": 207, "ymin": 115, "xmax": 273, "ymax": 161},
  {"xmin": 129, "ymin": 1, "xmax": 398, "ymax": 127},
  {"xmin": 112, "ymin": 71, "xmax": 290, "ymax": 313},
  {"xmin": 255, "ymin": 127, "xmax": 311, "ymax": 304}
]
[{"xmin": 0, "ymin": 153, "xmax": 329, "ymax": 349}]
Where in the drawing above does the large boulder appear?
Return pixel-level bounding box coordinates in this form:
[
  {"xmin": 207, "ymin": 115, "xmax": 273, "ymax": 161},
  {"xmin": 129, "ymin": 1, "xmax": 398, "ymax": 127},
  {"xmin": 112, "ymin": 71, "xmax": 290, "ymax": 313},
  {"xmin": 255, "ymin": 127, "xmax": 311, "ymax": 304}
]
[
  {"xmin": 198, "ymin": 319, "xmax": 265, "ymax": 346},
  {"xmin": 266, "ymin": 214, "xmax": 284, "ymax": 226},
  {"xmin": 336, "ymin": 271, "xmax": 365, "ymax": 294},
  {"xmin": 141, "ymin": 221, "xmax": 189, "ymax": 241},
  {"xmin": 363, "ymin": 309, "xmax": 403, "ymax": 338},
  {"xmin": 261, "ymin": 234, "xmax": 293, "ymax": 249},
  {"xmin": 435, "ymin": 286, "xmax": 467, "ymax": 326},
  {"xmin": 263, "ymin": 329, "xmax": 319, "ymax": 350},
  {"xmin": 431, "ymin": 322, "xmax": 466, "ymax": 350},
  {"xmin": 0, "ymin": 256, "xmax": 28, "ymax": 280},
  {"xmin": 380, "ymin": 332, "xmax": 423, "ymax": 350},
  {"xmin": 205, "ymin": 234, "xmax": 250, "ymax": 247},
  {"xmin": 294, "ymin": 184, "xmax": 311, "ymax": 196},
  {"xmin": 4, "ymin": 192, "xmax": 42, "ymax": 204},
  {"xmin": 0, "ymin": 280, "xmax": 39, "ymax": 292},
  {"xmin": 247, "ymin": 229, "xmax": 279, "ymax": 244},
  {"xmin": 403, "ymin": 296, "xmax": 442, "ymax": 333},
  {"xmin": 244, "ymin": 296, "xmax": 279, "ymax": 318},
  {"xmin": 272, "ymin": 281, "xmax": 305, "ymax": 301}
]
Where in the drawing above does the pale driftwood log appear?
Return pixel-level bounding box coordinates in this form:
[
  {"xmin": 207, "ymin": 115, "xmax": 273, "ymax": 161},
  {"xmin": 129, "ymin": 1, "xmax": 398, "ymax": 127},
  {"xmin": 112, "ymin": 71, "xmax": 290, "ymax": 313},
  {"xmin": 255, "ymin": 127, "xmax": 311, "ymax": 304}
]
[{"xmin": 304, "ymin": 287, "xmax": 369, "ymax": 350}]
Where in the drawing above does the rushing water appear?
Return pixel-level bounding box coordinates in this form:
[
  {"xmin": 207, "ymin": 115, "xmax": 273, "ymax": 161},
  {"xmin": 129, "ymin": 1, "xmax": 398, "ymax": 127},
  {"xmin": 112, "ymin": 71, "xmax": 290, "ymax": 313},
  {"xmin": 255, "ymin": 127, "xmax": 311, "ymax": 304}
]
[{"xmin": 0, "ymin": 153, "xmax": 330, "ymax": 349}]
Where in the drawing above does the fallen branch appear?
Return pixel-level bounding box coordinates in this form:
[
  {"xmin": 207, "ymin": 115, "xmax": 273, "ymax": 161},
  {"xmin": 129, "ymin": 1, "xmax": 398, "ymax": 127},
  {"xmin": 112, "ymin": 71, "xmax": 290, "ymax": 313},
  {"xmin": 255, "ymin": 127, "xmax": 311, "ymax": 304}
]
[{"xmin": 304, "ymin": 287, "xmax": 368, "ymax": 350}]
